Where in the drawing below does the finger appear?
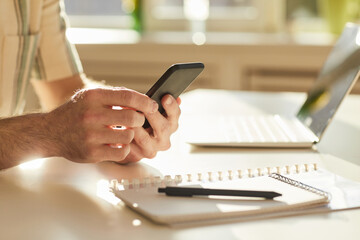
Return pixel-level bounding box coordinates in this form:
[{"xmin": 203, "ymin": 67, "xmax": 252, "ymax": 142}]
[
  {"xmin": 119, "ymin": 143, "xmax": 145, "ymax": 164},
  {"xmin": 138, "ymin": 119, "xmax": 172, "ymax": 151},
  {"xmin": 144, "ymin": 110, "xmax": 167, "ymax": 137},
  {"xmin": 145, "ymin": 94, "xmax": 180, "ymax": 140},
  {"xmin": 103, "ymin": 108, "xmax": 145, "ymax": 127},
  {"xmin": 176, "ymin": 97, "xmax": 181, "ymax": 105},
  {"xmin": 90, "ymin": 144, "xmax": 130, "ymax": 162},
  {"xmin": 89, "ymin": 88, "xmax": 159, "ymax": 114},
  {"xmin": 162, "ymin": 94, "xmax": 181, "ymax": 123},
  {"xmin": 132, "ymin": 127, "xmax": 158, "ymax": 158},
  {"xmin": 87, "ymin": 128, "xmax": 134, "ymax": 145}
]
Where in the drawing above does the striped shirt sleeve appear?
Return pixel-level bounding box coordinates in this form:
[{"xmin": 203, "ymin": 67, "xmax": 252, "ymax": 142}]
[
  {"xmin": 33, "ymin": 0, "xmax": 83, "ymax": 82},
  {"xmin": 0, "ymin": 0, "xmax": 83, "ymax": 116}
]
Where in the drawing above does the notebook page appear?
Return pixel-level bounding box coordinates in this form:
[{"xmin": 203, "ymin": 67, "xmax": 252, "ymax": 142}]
[
  {"xmin": 113, "ymin": 175, "xmax": 329, "ymax": 225},
  {"xmin": 288, "ymin": 169, "xmax": 360, "ymax": 211}
]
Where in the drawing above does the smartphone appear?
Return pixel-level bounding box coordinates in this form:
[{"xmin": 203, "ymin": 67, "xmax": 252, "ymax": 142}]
[{"xmin": 143, "ymin": 62, "xmax": 204, "ymax": 128}]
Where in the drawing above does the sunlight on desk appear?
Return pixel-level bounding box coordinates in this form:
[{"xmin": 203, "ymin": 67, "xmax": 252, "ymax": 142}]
[
  {"xmin": 19, "ymin": 158, "xmax": 46, "ymax": 170},
  {"xmin": 132, "ymin": 219, "xmax": 142, "ymax": 227},
  {"xmin": 96, "ymin": 179, "xmax": 120, "ymax": 206},
  {"xmin": 216, "ymin": 203, "xmax": 260, "ymax": 212}
]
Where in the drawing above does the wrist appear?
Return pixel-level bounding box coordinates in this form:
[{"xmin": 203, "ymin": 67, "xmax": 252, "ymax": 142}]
[
  {"xmin": 0, "ymin": 113, "xmax": 60, "ymax": 169},
  {"xmin": 22, "ymin": 112, "xmax": 60, "ymax": 158},
  {"xmin": 39, "ymin": 112, "xmax": 62, "ymax": 158}
]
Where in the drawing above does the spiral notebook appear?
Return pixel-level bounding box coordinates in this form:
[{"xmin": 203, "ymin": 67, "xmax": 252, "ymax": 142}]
[{"xmin": 109, "ymin": 164, "xmax": 342, "ymax": 225}]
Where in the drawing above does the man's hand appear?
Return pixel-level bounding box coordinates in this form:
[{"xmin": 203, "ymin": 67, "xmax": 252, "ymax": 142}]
[
  {"xmin": 47, "ymin": 87, "xmax": 159, "ymax": 163},
  {"xmin": 120, "ymin": 94, "xmax": 181, "ymax": 164},
  {"xmin": 0, "ymin": 86, "xmax": 181, "ymax": 170}
]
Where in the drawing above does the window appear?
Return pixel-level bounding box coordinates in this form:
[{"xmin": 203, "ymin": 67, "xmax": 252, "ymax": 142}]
[
  {"xmin": 63, "ymin": 0, "xmax": 131, "ymax": 28},
  {"xmin": 144, "ymin": 0, "xmax": 285, "ymax": 32},
  {"xmin": 63, "ymin": 0, "xmax": 326, "ymax": 33}
]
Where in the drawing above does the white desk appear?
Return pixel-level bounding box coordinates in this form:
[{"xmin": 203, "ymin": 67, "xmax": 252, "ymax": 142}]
[{"xmin": 1, "ymin": 89, "xmax": 360, "ymax": 240}]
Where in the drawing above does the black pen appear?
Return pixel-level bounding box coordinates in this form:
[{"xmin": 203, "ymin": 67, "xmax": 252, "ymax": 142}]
[{"xmin": 158, "ymin": 186, "xmax": 282, "ymax": 199}]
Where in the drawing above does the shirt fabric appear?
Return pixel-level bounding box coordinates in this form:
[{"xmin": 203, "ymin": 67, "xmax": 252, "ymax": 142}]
[{"xmin": 0, "ymin": 0, "xmax": 82, "ymax": 117}]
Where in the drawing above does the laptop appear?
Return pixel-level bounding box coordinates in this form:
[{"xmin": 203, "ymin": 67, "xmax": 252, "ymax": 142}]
[{"xmin": 184, "ymin": 23, "xmax": 360, "ymax": 148}]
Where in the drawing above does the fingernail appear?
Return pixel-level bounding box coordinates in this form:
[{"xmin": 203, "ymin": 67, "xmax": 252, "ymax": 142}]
[
  {"xmin": 152, "ymin": 101, "xmax": 158, "ymax": 113},
  {"xmin": 165, "ymin": 96, "xmax": 173, "ymax": 105}
]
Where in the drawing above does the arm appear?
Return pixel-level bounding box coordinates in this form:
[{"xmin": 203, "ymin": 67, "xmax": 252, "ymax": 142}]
[{"xmin": 0, "ymin": 113, "xmax": 55, "ymax": 169}]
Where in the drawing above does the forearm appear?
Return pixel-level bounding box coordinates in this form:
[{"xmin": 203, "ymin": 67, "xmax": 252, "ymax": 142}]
[
  {"xmin": 0, "ymin": 113, "xmax": 59, "ymax": 169},
  {"xmin": 31, "ymin": 74, "xmax": 85, "ymax": 111}
]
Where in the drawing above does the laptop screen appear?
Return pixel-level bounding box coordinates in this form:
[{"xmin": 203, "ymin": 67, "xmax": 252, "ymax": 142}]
[{"xmin": 297, "ymin": 23, "xmax": 360, "ymax": 139}]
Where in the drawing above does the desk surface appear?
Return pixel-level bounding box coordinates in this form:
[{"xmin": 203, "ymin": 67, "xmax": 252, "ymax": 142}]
[{"xmin": 1, "ymin": 89, "xmax": 360, "ymax": 240}]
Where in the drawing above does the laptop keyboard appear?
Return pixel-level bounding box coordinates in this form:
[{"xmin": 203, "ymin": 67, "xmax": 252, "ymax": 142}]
[{"xmin": 219, "ymin": 115, "xmax": 314, "ymax": 143}]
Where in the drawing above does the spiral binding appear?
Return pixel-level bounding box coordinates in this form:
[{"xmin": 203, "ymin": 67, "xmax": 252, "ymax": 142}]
[
  {"xmin": 269, "ymin": 173, "xmax": 331, "ymax": 200},
  {"xmin": 109, "ymin": 163, "xmax": 320, "ymax": 191}
]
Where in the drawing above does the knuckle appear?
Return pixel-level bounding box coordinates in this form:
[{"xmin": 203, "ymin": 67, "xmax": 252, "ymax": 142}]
[
  {"xmin": 172, "ymin": 122, "xmax": 179, "ymax": 132},
  {"xmin": 84, "ymin": 131, "xmax": 98, "ymax": 144},
  {"xmin": 145, "ymin": 150, "xmax": 157, "ymax": 159},
  {"xmin": 84, "ymin": 88, "xmax": 102, "ymax": 101},
  {"xmin": 126, "ymin": 152, "xmax": 141, "ymax": 162},
  {"xmin": 122, "ymin": 129, "xmax": 135, "ymax": 144},
  {"xmin": 116, "ymin": 152, "xmax": 126, "ymax": 161},
  {"xmin": 161, "ymin": 123, "xmax": 171, "ymax": 133},
  {"xmin": 157, "ymin": 138, "xmax": 171, "ymax": 151},
  {"xmin": 118, "ymin": 145, "xmax": 130, "ymax": 160},
  {"xmin": 127, "ymin": 111, "xmax": 141, "ymax": 126},
  {"xmin": 121, "ymin": 90, "xmax": 136, "ymax": 106},
  {"xmin": 72, "ymin": 88, "xmax": 105, "ymax": 105},
  {"xmin": 81, "ymin": 110, "xmax": 101, "ymax": 125},
  {"xmin": 128, "ymin": 155, "xmax": 141, "ymax": 163},
  {"xmin": 121, "ymin": 110, "xmax": 142, "ymax": 127},
  {"xmin": 162, "ymin": 141, "xmax": 171, "ymax": 151},
  {"xmin": 136, "ymin": 114, "xmax": 146, "ymax": 126},
  {"xmin": 138, "ymin": 135, "xmax": 150, "ymax": 146},
  {"xmin": 138, "ymin": 113, "xmax": 146, "ymax": 124}
]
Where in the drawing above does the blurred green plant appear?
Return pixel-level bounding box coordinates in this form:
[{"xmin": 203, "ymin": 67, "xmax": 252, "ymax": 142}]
[
  {"xmin": 122, "ymin": 0, "xmax": 142, "ymax": 33},
  {"xmin": 318, "ymin": 0, "xmax": 360, "ymax": 35}
]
